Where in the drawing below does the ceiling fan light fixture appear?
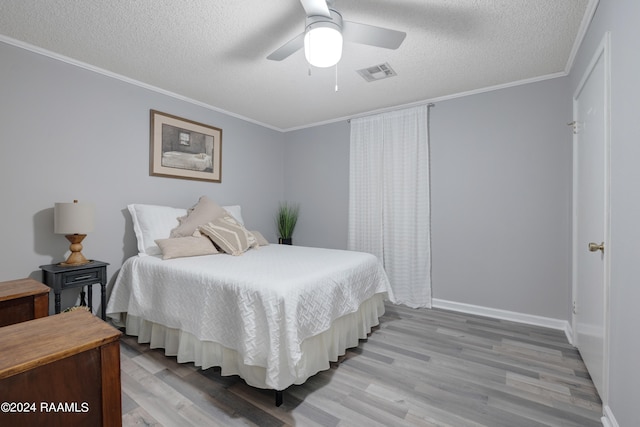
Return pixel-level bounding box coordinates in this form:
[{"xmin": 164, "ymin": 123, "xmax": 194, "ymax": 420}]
[{"xmin": 304, "ymin": 20, "xmax": 343, "ymax": 68}]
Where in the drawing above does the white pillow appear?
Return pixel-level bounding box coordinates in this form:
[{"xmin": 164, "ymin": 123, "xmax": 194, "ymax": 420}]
[
  {"xmin": 128, "ymin": 202, "xmax": 244, "ymax": 256},
  {"xmin": 128, "ymin": 204, "xmax": 187, "ymax": 256},
  {"xmin": 223, "ymin": 205, "xmax": 244, "ymax": 225}
]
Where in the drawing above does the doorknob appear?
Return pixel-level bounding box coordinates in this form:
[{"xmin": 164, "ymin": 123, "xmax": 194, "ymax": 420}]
[{"xmin": 588, "ymin": 242, "xmax": 605, "ymax": 253}]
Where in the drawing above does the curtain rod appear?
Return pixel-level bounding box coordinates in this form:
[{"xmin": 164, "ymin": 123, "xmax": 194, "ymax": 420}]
[{"xmin": 347, "ymin": 102, "xmax": 435, "ymax": 123}]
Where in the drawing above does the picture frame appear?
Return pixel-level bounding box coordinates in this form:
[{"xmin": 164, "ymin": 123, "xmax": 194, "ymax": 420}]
[{"xmin": 150, "ymin": 110, "xmax": 222, "ymax": 182}]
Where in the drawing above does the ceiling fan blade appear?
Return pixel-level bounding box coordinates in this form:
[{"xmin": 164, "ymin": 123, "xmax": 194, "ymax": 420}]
[
  {"xmin": 300, "ymin": 0, "xmax": 331, "ymax": 17},
  {"xmin": 343, "ymin": 21, "xmax": 406, "ymax": 49},
  {"xmin": 267, "ymin": 32, "xmax": 305, "ymax": 61}
]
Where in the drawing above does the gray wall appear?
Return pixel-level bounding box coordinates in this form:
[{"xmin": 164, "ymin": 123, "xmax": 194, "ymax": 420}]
[
  {"xmin": 283, "ymin": 121, "xmax": 351, "ymax": 249},
  {"xmin": 0, "ymin": 41, "xmax": 285, "ymax": 311},
  {"xmin": 286, "ymin": 78, "xmax": 573, "ymax": 322},
  {"xmin": 430, "ymin": 78, "xmax": 573, "ymax": 320},
  {"xmin": 569, "ymin": 0, "xmax": 640, "ymax": 425}
]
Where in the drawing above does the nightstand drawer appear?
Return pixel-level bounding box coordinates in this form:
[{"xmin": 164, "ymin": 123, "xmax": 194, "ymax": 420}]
[{"xmin": 61, "ymin": 268, "xmax": 103, "ymax": 288}]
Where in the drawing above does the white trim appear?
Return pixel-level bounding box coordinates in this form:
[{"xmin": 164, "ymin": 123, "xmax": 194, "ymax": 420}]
[
  {"xmin": 0, "ymin": 35, "xmax": 283, "ymax": 132},
  {"xmin": 601, "ymin": 405, "xmax": 619, "ymax": 427},
  {"xmin": 564, "ymin": 0, "xmax": 601, "ymax": 74},
  {"xmin": 297, "ymin": 71, "xmax": 568, "ymax": 132},
  {"xmin": 431, "ymin": 298, "xmax": 573, "ymax": 344},
  {"xmin": 0, "ymin": 33, "xmax": 569, "ymax": 134},
  {"xmin": 564, "ymin": 320, "xmax": 574, "ymax": 346}
]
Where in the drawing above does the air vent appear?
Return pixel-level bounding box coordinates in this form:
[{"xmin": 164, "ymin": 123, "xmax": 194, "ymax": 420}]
[{"xmin": 357, "ymin": 62, "xmax": 397, "ymax": 82}]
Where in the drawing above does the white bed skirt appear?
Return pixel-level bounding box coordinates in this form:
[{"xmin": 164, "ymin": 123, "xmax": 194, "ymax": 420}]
[{"xmin": 121, "ymin": 293, "xmax": 386, "ymax": 390}]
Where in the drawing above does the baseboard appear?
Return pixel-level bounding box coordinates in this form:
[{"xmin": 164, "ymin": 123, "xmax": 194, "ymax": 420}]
[
  {"xmin": 601, "ymin": 405, "xmax": 618, "ymax": 427},
  {"xmin": 431, "ymin": 298, "xmax": 573, "ymax": 344}
]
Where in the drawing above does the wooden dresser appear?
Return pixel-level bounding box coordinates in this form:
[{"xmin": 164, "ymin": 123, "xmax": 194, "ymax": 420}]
[
  {"xmin": 0, "ymin": 278, "xmax": 50, "ymax": 327},
  {"xmin": 0, "ymin": 310, "xmax": 122, "ymax": 426}
]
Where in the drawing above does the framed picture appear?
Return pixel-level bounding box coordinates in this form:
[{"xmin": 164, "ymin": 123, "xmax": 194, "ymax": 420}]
[{"xmin": 150, "ymin": 110, "xmax": 222, "ymax": 182}]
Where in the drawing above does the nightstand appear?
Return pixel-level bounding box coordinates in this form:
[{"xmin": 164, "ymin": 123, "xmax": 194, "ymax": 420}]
[{"xmin": 39, "ymin": 261, "xmax": 109, "ymax": 320}]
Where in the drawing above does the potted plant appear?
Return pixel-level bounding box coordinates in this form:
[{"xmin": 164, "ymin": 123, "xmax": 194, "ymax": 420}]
[{"xmin": 276, "ymin": 202, "xmax": 299, "ymax": 245}]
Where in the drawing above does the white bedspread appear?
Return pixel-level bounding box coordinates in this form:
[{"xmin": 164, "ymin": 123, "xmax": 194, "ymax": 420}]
[{"xmin": 107, "ymin": 244, "xmax": 393, "ymax": 389}]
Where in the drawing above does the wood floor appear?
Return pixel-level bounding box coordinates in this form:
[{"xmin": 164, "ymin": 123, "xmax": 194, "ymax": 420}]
[{"xmin": 119, "ymin": 304, "xmax": 603, "ymax": 426}]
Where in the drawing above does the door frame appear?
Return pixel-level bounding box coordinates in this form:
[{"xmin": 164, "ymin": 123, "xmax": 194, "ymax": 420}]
[{"xmin": 571, "ymin": 31, "xmax": 611, "ymax": 404}]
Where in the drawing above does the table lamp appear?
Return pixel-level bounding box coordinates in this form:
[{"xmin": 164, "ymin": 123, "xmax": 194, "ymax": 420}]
[{"xmin": 54, "ymin": 200, "xmax": 95, "ymax": 266}]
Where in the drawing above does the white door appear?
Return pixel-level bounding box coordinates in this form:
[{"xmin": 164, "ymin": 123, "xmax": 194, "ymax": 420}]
[{"xmin": 572, "ymin": 33, "xmax": 610, "ymax": 400}]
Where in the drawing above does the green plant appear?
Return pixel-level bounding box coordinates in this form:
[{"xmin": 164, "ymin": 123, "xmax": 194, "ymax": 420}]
[{"xmin": 276, "ymin": 202, "xmax": 299, "ymax": 239}]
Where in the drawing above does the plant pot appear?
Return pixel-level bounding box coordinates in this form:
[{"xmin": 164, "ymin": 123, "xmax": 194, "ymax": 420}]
[{"xmin": 278, "ymin": 237, "xmax": 292, "ymax": 245}]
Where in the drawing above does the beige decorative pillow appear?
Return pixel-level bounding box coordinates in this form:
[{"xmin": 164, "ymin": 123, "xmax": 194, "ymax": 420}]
[
  {"xmin": 170, "ymin": 196, "xmax": 227, "ymax": 238},
  {"xmin": 199, "ymin": 216, "xmax": 258, "ymax": 256},
  {"xmin": 155, "ymin": 236, "xmax": 219, "ymax": 260},
  {"xmin": 250, "ymin": 230, "xmax": 269, "ymax": 246}
]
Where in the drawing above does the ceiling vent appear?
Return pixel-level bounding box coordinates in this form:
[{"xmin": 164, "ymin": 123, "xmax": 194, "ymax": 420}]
[{"xmin": 357, "ymin": 62, "xmax": 397, "ymax": 82}]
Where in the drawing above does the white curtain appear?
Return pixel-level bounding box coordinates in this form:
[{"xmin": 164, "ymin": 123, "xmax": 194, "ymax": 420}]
[{"xmin": 348, "ymin": 105, "xmax": 431, "ymax": 308}]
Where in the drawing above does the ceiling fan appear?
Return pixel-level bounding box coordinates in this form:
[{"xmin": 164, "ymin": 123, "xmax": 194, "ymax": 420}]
[{"xmin": 267, "ymin": 0, "xmax": 406, "ymax": 68}]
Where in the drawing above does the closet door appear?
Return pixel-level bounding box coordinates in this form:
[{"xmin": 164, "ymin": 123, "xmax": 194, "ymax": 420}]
[{"xmin": 572, "ymin": 33, "xmax": 610, "ymax": 401}]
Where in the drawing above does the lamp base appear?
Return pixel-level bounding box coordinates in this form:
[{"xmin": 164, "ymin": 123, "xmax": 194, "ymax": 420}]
[{"xmin": 58, "ymin": 234, "xmax": 91, "ymax": 266}]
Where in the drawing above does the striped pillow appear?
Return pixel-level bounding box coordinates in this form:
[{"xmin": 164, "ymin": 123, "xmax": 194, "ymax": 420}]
[{"xmin": 199, "ymin": 216, "xmax": 258, "ymax": 256}]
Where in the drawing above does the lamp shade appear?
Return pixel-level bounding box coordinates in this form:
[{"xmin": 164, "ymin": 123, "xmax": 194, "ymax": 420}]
[
  {"xmin": 304, "ymin": 22, "xmax": 343, "ymax": 68},
  {"xmin": 54, "ymin": 200, "xmax": 94, "ymax": 234}
]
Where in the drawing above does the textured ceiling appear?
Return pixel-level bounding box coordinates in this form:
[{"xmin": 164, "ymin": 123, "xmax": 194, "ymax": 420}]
[{"xmin": 0, "ymin": 0, "xmax": 594, "ymax": 131}]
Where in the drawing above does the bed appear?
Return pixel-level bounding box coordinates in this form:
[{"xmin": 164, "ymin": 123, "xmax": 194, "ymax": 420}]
[
  {"xmin": 161, "ymin": 151, "xmax": 212, "ymax": 171},
  {"xmin": 106, "ymin": 199, "xmax": 393, "ymax": 405}
]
